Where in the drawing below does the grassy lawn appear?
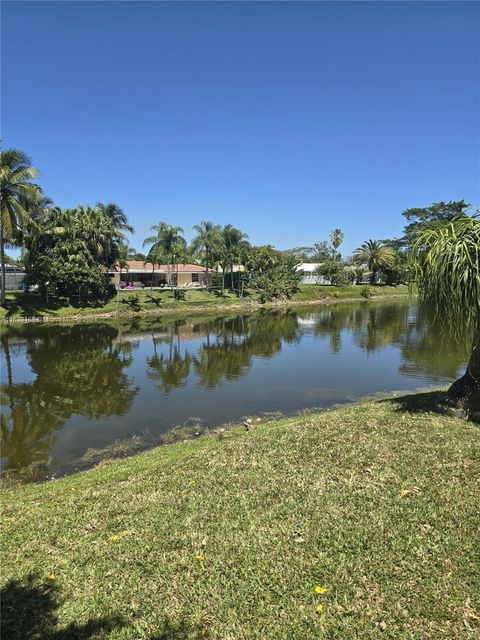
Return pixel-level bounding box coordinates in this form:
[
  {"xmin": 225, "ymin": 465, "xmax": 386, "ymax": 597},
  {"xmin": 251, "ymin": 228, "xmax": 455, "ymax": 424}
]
[
  {"xmin": 1, "ymin": 390, "xmax": 478, "ymax": 639},
  {"xmin": 0, "ymin": 285, "xmax": 410, "ymax": 321}
]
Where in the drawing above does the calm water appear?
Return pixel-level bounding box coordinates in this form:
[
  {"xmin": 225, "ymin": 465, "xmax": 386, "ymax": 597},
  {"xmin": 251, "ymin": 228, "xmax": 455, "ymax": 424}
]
[{"xmin": 0, "ymin": 301, "xmax": 469, "ymax": 480}]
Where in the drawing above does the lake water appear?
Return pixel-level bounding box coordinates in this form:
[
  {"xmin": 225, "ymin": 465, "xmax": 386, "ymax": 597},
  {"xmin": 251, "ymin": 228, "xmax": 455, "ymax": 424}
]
[{"xmin": 0, "ymin": 301, "xmax": 469, "ymax": 480}]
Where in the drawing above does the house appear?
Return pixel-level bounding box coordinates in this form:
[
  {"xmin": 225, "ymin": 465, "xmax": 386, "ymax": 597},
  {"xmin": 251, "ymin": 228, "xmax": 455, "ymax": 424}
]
[
  {"xmin": 295, "ymin": 263, "xmax": 329, "ymax": 285},
  {"xmin": 110, "ymin": 261, "xmax": 209, "ymax": 289},
  {"xmin": 0, "ymin": 264, "xmax": 27, "ymax": 290}
]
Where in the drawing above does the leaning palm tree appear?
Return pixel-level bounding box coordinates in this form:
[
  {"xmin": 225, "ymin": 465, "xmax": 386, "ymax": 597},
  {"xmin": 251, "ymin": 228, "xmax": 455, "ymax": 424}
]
[
  {"xmin": 143, "ymin": 222, "xmax": 186, "ymax": 288},
  {"xmin": 410, "ymin": 214, "xmax": 480, "ymax": 419},
  {"xmin": 0, "ymin": 149, "xmax": 43, "ymax": 305},
  {"xmin": 353, "ymin": 239, "xmax": 396, "ymax": 285},
  {"xmin": 192, "ymin": 220, "xmax": 222, "ymax": 289}
]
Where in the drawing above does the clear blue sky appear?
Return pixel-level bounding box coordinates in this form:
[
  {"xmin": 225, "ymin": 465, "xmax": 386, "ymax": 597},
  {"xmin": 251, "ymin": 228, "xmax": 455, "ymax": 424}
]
[{"xmin": 2, "ymin": 1, "xmax": 479, "ymax": 255}]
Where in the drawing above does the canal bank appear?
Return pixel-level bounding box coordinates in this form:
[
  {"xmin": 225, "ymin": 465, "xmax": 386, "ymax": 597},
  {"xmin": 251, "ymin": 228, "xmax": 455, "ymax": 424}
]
[
  {"xmin": 2, "ymin": 390, "xmax": 478, "ymax": 639},
  {"xmin": 0, "ymin": 284, "xmax": 411, "ymax": 323}
]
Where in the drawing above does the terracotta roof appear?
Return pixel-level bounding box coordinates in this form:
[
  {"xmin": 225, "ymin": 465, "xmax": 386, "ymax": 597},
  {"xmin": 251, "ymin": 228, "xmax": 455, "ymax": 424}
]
[{"xmin": 116, "ymin": 261, "xmax": 207, "ymax": 273}]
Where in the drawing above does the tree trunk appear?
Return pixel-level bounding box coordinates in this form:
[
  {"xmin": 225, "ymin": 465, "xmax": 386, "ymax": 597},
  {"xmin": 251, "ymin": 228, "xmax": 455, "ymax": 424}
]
[
  {"xmin": 369, "ymin": 270, "xmax": 376, "ymax": 285},
  {"xmin": 444, "ymin": 341, "xmax": 480, "ymax": 420},
  {"xmin": 205, "ymin": 250, "xmax": 209, "ymax": 291},
  {"xmin": 0, "ymin": 221, "xmax": 6, "ymax": 306}
]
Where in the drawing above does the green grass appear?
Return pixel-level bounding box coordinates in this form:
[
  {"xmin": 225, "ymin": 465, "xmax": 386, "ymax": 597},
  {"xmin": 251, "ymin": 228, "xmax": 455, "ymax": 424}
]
[
  {"xmin": 0, "ymin": 285, "xmax": 410, "ymax": 321},
  {"xmin": 1, "ymin": 390, "xmax": 479, "ymax": 639}
]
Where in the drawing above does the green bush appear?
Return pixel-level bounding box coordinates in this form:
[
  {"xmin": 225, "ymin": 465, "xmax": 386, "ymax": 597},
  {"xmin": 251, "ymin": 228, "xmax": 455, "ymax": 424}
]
[
  {"xmin": 315, "ymin": 261, "xmax": 349, "ymax": 286},
  {"xmin": 360, "ymin": 286, "xmax": 372, "ymax": 299}
]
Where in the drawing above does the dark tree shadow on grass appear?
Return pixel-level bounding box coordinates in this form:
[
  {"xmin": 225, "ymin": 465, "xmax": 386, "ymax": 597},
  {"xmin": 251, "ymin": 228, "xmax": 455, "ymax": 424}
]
[
  {"xmin": 378, "ymin": 389, "xmax": 451, "ymax": 415},
  {"xmin": 0, "ymin": 574, "xmax": 123, "ymax": 639},
  {"xmin": 1, "ymin": 573, "xmax": 209, "ymax": 639}
]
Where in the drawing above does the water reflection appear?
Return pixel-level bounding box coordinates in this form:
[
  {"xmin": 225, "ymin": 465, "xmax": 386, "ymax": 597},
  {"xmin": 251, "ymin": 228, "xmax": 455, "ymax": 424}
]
[
  {"xmin": 0, "ymin": 303, "xmax": 469, "ymax": 480},
  {"xmin": 1, "ymin": 325, "xmax": 138, "ymax": 478}
]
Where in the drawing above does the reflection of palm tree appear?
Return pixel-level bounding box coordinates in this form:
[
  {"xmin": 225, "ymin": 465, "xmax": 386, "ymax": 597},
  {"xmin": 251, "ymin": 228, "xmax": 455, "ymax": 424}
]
[
  {"xmin": 1, "ymin": 384, "xmax": 64, "ymax": 478},
  {"xmin": 1, "ymin": 324, "xmax": 138, "ymax": 478},
  {"xmin": 193, "ymin": 311, "xmax": 300, "ymax": 389},
  {"xmin": 147, "ymin": 324, "xmax": 191, "ymax": 393}
]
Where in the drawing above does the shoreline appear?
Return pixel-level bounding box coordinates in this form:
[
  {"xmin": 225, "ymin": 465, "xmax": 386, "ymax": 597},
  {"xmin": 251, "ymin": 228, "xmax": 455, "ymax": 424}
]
[
  {"xmin": 2, "ymin": 388, "xmax": 477, "ymax": 638},
  {"xmin": 0, "ymin": 290, "xmax": 411, "ymax": 324},
  {"xmin": 0, "ymin": 386, "xmax": 442, "ymax": 486}
]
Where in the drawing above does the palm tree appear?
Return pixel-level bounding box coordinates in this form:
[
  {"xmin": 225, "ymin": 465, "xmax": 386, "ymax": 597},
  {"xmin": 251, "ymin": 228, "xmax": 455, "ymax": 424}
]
[
  {"xmin": 220, "ymin": 224, "xmax": 249, "ymax": 291},
  {"xmin": 330, "ymin": 228, "xmax": 344, "ymax": 262},
  {"xmin": 353, "ymin": 239, "xmax": 396, "ymax": 285},
  {"xmin": 192, "ymin": 220, "xmax": 222, "ymax": 289},
  {"xmin": 143, "ymin": 222, "xmax": 186, "ymax": 288},
  {"xmin": 410, "ymin": 214, "xmax": 480, "ymax": 418},
  {"xmin": 96, "ymin": 202, "xmax": 133, "ymax": 268},
  {"xmin": 0, "ymin": 149, "xmax": 43, "ymax": 305}
]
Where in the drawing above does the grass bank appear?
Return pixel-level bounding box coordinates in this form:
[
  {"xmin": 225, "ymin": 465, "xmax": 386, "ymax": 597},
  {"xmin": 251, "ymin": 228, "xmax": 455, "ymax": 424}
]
[
  {"xmin": 1, "ymin": 390, "xmax": 478, "ymax": 639},
  {"xmin": 0, "ymin": 284, "xmax": 410, "ymax": 322}
]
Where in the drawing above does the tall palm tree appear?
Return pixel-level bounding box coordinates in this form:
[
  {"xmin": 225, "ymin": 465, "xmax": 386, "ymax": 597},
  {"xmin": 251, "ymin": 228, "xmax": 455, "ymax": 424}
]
[
  {"xmin": 410, "ymin": 214, "xmax": 480, "ymax": 418},
  {"xmin": 143, "ymin": 222, "xmax": 186, "ymax": 288},
  {"xmin": 220, "ymin": 224, "xmax": 249, "ymax": 290},
  {"xmin": 0, "ymin": 149, "xmax": 43, "ymax": 305},
  {"xmin": 192, "ymin": 220, "xmax": 222, "ymax": 289},
  {"xmin": 330, "ymin": 228, "xmax": 344, "ymax": 262},
  {"xmin": 353, "ymin": 239, "xmax": 396, "ymax": 284},
  {"xmin": 96, "ymin": 202, "xmax": 133, "ymax": 268}
]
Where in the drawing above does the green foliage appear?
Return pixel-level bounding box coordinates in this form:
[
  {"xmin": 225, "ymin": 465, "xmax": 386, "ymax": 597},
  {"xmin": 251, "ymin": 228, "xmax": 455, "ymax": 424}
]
[
  {"xmin": 315, "ymin": 261, "xmax": 349, "ymax": 286},
  {"xmin": 0, "ymin": 149, "xmax": 43, "ymax": 304},
  {"xmin": 330, "ymin": 228, "xmax": 344, "ymax": 261},
  {"xmin": 250, "ymin": 254, "xmax": 301, "ymax": 302},
  {"xmin": 360, "ymin": 285, "xmax": 372, "ymax": 299},
  {"xmin": 402, "ymin": 200, "xmax": 470, "ymax": 248},
  {"xmin": 23, "ymin": 205, "xmax": 131, "ymax": 300},
  {"xmin": 353, "ymin": 240, "xmax": 397, "ymax": 284},
  {"xmin": 191, "ymin": 220, "xmax": 222, "ymax": 284},
  {"xmin": 410, "ymin": 214, "xmax": 480, "ymax": 334},
  {"xmin": 121, "ymin": 294, "xmax": 141, "ymax": 312}
]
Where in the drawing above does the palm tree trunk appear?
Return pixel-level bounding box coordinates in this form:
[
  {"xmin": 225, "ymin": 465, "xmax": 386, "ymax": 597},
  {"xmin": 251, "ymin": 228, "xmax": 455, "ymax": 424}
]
[
  {"xmin": 369, "ymin": 270, "xmax": 376, "ymax": 285},
  {"xmin": 205, "ymin": 250, "xmax": 209, "ymax": 291},
  {"xmin": 445, "ymin": 317, "xmax": 480, "ymax": 419},
  {"xmin": 0, "ymin": 221, "xmax": 6, "ymax": 306}
]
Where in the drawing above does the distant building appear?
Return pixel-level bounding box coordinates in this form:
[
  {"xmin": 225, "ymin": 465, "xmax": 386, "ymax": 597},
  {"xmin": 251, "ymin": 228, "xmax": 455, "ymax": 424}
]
[
  {"xmin": 0, "ymin": 264, "xmax": 27, "ymax": 290},
  {"xmin": 295, "ymin": 263, "xmax": 328, "ymax": 285},
  {"xmin": 110, "ymin": 261, "xmax": 208, "ymax": 289}
]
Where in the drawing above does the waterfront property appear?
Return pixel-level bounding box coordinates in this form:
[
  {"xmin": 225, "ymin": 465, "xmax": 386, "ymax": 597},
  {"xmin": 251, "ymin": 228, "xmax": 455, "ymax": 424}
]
[{"xmin": 110, "ymin": 261, "xmax": 208, "ymax": 289}]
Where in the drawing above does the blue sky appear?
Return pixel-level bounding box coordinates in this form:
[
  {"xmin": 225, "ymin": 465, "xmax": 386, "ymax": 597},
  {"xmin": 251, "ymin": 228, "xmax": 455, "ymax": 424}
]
[{"xmin": 2, "ymin": 1, "xmax": 479, "ymax": 255}]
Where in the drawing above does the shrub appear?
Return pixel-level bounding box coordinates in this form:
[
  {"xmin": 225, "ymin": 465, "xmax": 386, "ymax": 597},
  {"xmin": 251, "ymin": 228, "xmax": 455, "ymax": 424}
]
[
  {"xmin": 121, "ymin": 294, "xmax": 141, "ymax": 312},
  {"xmin": 315, "ymin": 261, "xmax": 349, "ymax": 286},
  {"xmin": 360, "ymin": 286, "xmax": 372, "ymax": 299}
]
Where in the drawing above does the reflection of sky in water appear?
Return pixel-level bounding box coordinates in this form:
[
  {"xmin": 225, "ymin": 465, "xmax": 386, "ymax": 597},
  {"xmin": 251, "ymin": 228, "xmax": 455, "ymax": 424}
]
[{"xmin": 0, "ymin": 302, "xmax": 469, "ymax": 475}]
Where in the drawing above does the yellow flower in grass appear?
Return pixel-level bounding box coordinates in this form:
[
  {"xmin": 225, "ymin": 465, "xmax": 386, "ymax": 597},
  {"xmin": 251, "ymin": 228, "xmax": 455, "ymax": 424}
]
[
  {"xmin": 109, "ymin": 534, "xmax": 120, "ymax": 542},
  {"xmin": 196, "ymin": 554, "xmax": 205, "ymax": 562},
  {"xmin": 121, "ymin": 530, "xmax": 130, "ymax": 538},
  {"xmin": 315, "ymin": 604, "xmax": 324, "ymax": 614},
  {"xmin": 314, "ymin": 585, "xmax": 327, "ymax": 595},
  {"xmin": 46, "ymin": 573, "xmax": 56, "ymax": 581},
  {"xmin": 469, "ymin": 613, "xmax": 480, "ymax": 622}
]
